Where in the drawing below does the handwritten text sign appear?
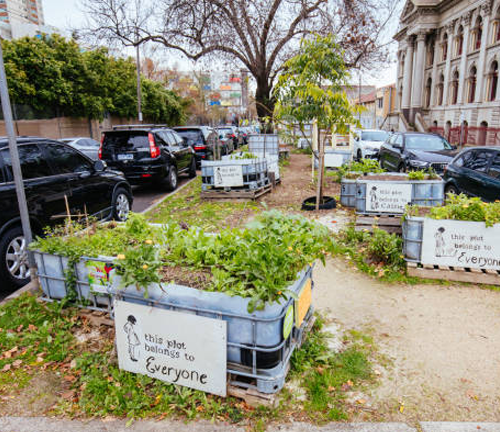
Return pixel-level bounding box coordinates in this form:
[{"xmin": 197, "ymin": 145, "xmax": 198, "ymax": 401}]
[
  {"xmin": 421, "ymin": 219, "xmax": 500, "ymax": 271},
  {"xmin": 114, "ymin": 300, "xmax": 227, "ymax": 396},
  {"xmin": 365, "ymin": 181, "xmax": 412, "ymax": 214},
  {"xmin": 214, "ymin": 165, "xmax": 244, "ymax": 187}
]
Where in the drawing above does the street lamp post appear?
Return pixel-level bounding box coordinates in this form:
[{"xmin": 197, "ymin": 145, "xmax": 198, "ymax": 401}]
[
  {"xmin": 135, "ymin": 43, "xmax": 143, "ymax": 123},
  {"xmin": 0, "ymin": 39, "xmax": 36, "ymax": 281}
]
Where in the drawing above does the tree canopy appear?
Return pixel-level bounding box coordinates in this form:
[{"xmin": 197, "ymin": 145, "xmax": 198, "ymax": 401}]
[
  {"xmin": 1, "ymin": 34, "xmax": 189, "ymax": 124},
  {"xmin": 81, "ymin": 0, "xmax": 399, "ymax": 119}
]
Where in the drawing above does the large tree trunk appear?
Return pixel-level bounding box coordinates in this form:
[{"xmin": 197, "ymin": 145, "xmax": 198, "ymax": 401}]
[{"xmin": 255, "ymin": 77, "xmax": 274, "ymax": 131}]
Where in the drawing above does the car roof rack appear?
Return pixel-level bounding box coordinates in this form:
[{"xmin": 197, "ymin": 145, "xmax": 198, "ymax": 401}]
[{"xmin": 111, "ymin": 124, "xmax": 171, "ymax": 130}]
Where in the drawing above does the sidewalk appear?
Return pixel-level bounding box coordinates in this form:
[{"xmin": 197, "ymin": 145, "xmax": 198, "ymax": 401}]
[{"xmin": 1, "ymin": 418, "xmax": 500, "ymax": 432}]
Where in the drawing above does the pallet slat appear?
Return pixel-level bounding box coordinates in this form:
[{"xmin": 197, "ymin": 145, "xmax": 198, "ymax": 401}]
[
  {"xmin": 201, "ymin": 184, "xmax": 273, "ymax": 201},
  {"xmin": 407, "ymin": 263, "xmax": 500, "ymax": 285}
]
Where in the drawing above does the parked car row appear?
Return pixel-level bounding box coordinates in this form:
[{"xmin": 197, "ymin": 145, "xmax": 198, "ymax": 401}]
[{"xmin": 354, "ymin": 128, "xmax": 500, "ymax": 204}]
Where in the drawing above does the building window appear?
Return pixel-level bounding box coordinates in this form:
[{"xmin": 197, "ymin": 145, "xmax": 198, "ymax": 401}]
[
  {"xmin": 468, "ymin": 66, "xmax": 477, "ymax": 103},
  {"xmin": 472, "ymin": 17, "xmax": 483, "ymax": 51},
  {"xmin": 488, "ymin": 61, "xmax": 499, "ymax": 101},
  {"xmin": 442, "ymin": 33, "xmax": 448, "ymax": 61},
  {"xmin": 377, "ymin": 98, "xmax": 383, "ymax": 109},
  {"xmin": 451, "ymin": 70, "xmax": 459, "ymax": 104},
  {"xmin": 437, "ymin": 74, "xmax": 445, "ymax": 105},
  {"xmin": 455, "ymin": 26, "xmax": 464, "ymax": 56},
  {"xmin": 425, "ymin": 78, "xmax": 432, "ymax": 108}
]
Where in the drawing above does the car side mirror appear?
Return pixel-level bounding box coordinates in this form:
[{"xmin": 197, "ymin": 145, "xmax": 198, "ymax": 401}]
[
  {"xmin": 393, "ymin": 143, "xmax": 402, "ymax": 150},
  {"xmin": 451, "ymin": 145, "xmax": 457, "ymax": 150},
  {"xmin": 94, "ymin": 160, "xmax": 106, "ymax": 172}
]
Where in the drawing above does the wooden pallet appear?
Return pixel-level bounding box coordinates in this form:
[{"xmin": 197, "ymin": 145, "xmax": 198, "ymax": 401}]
[
  {"xmin": 355, "ymin": 214, "xmax": 402, "ymax": 235},
  {"xmin": 407, "ymin": 262, "xmax": 500, "ymax": 285},
  {"xmin": 227, "ymin": 384, "xmax": 278, "ymax": 407},
  {"xmin": 201, "ymin": 183, "xmax": 273, "ymax": 201}
]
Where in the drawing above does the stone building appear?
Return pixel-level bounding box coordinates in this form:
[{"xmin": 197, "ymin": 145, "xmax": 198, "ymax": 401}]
[{"xmin": 394, "ymin": 0, "xmax": 500, "ymax": 140}]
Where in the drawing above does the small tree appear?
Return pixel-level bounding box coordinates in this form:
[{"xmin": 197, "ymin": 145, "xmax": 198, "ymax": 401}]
[{"xmin": 274, "ymin": 34, "xmax": 359, "ymax": 210}]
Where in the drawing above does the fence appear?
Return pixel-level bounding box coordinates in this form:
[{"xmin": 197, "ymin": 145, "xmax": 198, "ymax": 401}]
[{"xmin": 429, "ymin": 126, "xmax": 500, "ymax": 147}]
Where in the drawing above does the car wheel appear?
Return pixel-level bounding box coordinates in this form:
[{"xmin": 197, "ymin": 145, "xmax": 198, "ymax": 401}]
[
  {"xmin": 445, "ymin": 184, "xmax": 459, "ymax": 196},
  {"xmin": 0, "ymin": 226, "xmax": 30, "ymax": 288},
  {"xmin": 357, "ymin": 150, "xmax": 362, "ymax": 161},
  {"xmin": 112, "ymin": 188, "xmax": 132, "ymax": 222},
  {"xmin": 164, "ymin": 166, "xmax": 178, "ymax": 191},
  {"xmin": 188, "ymin": 157, "xmax": 197, "ymax": 178}
]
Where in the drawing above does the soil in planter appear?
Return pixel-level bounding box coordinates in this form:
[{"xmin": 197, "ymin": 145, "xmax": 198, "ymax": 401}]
[
  {"xmin": 159, "ymin": 265, "xmax": 213, "ymax": 290},
  {"xmin": 365, "ymin": 174, "xmax": 409, "ymax": 181}
]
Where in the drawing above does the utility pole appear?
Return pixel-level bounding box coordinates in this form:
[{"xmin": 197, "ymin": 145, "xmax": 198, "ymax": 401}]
[
  {"xmin": 0, "ymin": 39, "xmax": 36, "ymax": 281},
  {"xmin": 136, "ymin": 43, "xmax": 143, "ymax": 123}
]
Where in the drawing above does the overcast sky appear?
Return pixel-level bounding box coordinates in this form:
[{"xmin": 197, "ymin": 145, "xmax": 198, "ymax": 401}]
[{"xmin": 42, "ymin": 0, "xmax": 397, "ymax": 88}]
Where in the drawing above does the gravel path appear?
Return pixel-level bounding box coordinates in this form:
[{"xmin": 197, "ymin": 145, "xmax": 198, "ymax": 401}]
[{"xmin": 313, "ymin": 257, "xmax": 500, "ymax": 422}]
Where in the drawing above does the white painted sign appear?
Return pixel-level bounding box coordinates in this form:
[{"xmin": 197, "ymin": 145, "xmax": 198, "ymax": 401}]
[
  {"xmin": 214, "ymin": 165, "xmax": 244, "ymax": 187},
  {"xmin": 421, "ymin": 219, "xmax": 500, "ymax": 271},
  {"xmin": 365, "ymin": 181, "xmax": 412, "ymax": 214},
  {"xmin": 114, "ymin": 300, "xmax": 227, "ymax": 396},
  {"xmin": 324, "ymin": 153, "xmax": 344, "ymax": 168}
]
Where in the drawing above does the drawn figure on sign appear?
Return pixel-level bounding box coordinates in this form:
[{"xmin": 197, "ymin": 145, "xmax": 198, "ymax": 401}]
[
  {"xmin": 369, "ymin": 186, "xmax": 379, "ymax": 210},
  {"xmin": 123, "ymin": 315, "xmax": 140, "ymax": 362},
  {"xmin": 435, "ymin": 227, "xmax": 446, "ymax": 257},
  {"xmin": 215, "ymin": 167, "xmax": 223, "ymax": 185}
]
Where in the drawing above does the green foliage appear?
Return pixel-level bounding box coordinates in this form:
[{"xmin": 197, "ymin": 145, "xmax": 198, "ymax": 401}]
[
  {"xmin": 273, "ymin": 34, "xmax": 360, "ymax": 134},
  {"xmin": 411, "ymin": 194, "xmax": 500, "ymax": 227},
  {"xmin": 407, "ymin": 170, "xmax": 425, "ymax": 180},
  {"xmin": 0, "ymin": 294, "xmax": 77, "ymax": 370},
  {"xmin": 335, "ymin": 159, "xmax": 385, "ymax": 182},
  {"xmin": 231, "ymin": 152, "xmax": 258, "ymax": 160},
  {"xmin": 290, "ymin": 318, "xmax": 373, "ymax": 422},
  {"xmin": 2, "ymin": 35, "xmax": 188, "ymax": 123}
]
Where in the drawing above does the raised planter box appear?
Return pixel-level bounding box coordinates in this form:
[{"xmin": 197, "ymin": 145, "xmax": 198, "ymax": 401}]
[
  {"xmin": 403, "ymin": 216, "xmax": 500, "ymax": 284},
  {"xmin": 34, "ymin": 246, "xmax": 314, "ymax": 394},
  {"xmin": 356, "ymin": 174, "xmax": 444, "ymax": 215},
  {"xmin": 201, "ymin": 159, "xmax": 269, "ymax": 191},
  {"xmin": 248, "ymin": 134, "xmax": 279, "ymax": 157}
]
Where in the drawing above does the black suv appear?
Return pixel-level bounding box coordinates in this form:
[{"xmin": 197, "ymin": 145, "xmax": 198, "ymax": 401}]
[
  {"xmin": 100, "ymin": 125, "xmax": 197, "ymax": 190},
  {"xmin": 172, "ymin": 126, "xmax": 219, "ymax": 167},
  {"xmin": 378, "ymin": 132, "xmax": 457, "ymax": 174},
  {"xmin": 0, "ymin": 137, "xmax": 133, "ymax": 288},
  {"xmin": 443, "ymin": 147, "xmax": 500, "ymax": 201}
]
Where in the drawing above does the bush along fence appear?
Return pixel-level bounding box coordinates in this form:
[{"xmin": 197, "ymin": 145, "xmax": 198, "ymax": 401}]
[
  {"xmin": 30, "ymin": 212, "xmax": 331, "ymax": 401},
  {"xmin": 402, "ymin": 194, "xmax": 500, "ymax": 285},
  {"xmin": 200, "ymin": 134, "xmax": 283, "ymax": 200}
]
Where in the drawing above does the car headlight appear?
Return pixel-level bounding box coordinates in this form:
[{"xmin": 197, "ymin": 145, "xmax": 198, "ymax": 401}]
[{"xmin": 408, "ymin": 160, "xmax": 429, "ymax": 168}]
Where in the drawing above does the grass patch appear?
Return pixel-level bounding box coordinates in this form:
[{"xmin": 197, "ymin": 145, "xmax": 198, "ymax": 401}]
[{"xmin": 146, "ymin": 177, "xmax": 261, "ymax": 231}]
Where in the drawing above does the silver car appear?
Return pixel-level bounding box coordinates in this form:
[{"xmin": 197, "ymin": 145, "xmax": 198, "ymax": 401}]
[{"xmin": 60, "ymin": 137, "xmax": 101, "ymax": 160}]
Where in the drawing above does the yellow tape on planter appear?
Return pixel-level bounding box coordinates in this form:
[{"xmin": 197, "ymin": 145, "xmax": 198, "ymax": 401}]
[
  {"xmin": 283, "ymin": 305, "xmax": 294, "ymax": 339},
  {"xmin": 295, "ymin": 278, "xmax": 312, "ymax": 328}
]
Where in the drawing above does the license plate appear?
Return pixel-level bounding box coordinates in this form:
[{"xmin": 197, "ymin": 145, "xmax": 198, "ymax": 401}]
[
  {"xmin": 295, "ymin": 278, "xmax": 312, "ymax": 327},
  {"xmin": 117, "ymin": 154, "xmax": 134, "ymax": 161}
]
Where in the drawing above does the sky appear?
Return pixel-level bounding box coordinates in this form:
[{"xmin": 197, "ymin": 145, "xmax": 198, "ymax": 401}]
[{"xmin": 42, "ymin": 0, "xmax": 398, "ymax": 88}]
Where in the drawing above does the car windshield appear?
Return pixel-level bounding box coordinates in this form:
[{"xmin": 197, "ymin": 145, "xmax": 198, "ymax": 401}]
[
  {"xmin": 361, "ymin": 131, "xmax": 388, "ymax": 142},
  {"xmin": 405, "ymin": 135, "xmax": 452, "ymax": 151},
  {"xmin": 175, "ymin": 130, "xmax": 204, "ymax": 144}
]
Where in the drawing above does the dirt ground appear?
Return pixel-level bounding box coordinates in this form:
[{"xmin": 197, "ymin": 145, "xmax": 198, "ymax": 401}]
[
  {"xmin": 313, "ymin": 256, "xmax": 500, "ymax": 422},
  {"xmin": 261, "ymin": 153, "xmax": 340, "ymax": 210}
]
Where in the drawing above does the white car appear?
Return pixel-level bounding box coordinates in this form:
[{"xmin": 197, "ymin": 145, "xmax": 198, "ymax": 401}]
[
  {"xmin": 352, "ymin": 129, "xmax": 390, "ymax": 161},
  {"xmin": 60, "ymin": 137, "xmax": 101, "ymax": 160}
]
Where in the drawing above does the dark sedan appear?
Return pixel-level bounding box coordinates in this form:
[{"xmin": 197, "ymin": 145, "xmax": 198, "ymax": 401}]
[
  {"xmin": 443, "ymin": 147, "xmax": 500, "ymax": 201},
  {"xmin": 379, "ymin": 132, "xmax": 457, "ymax": 174}
]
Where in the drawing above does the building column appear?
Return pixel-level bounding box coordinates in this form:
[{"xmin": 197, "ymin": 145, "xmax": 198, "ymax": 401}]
[
  {"xmin": 476, "ymin": 3, "xmax": 492, "ymax": 102},
  {"xmin": 442, "ymin": 22, "xmax": 456, "ymax": 105},
  {"xmin": 401, "ymin": 38, "xmax": 414, "ymax": 118},
  {"xmin": 430, "ymin": 30, "xmax": 440, "ymax": 108},
  {"xmin": 396, "ymin": 51, "xmax": 402, "ymax": 111},
  {"xmin": 411, "ymin": 32, "xmax": 427, "ymax": 110},
  {"xmin": 457, "ymin": 13, "xmax": 472, "ymax": 104}
]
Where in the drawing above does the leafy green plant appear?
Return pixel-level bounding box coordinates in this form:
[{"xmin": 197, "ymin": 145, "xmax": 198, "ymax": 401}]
[
  {"xmin": 335, "ymin": 159, "xmax": 385, "ymax": 182},
  {"xmin": 232, "ymin": 152, "xmax": 258, "ymax": 160},
  {"xmin": 424, "ymin": 194, "xmax": 500, "ymax": 227},
  {"xmin": 407, "ymin": 170, "xmax": 425, "ymax": 180}
]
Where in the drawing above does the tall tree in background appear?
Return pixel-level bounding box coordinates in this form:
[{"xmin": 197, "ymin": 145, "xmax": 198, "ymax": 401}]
[
  {"xmin": 274, "ymin": 34, "xmax": 359, "ymax": 209},
  {"xmin": 81, "ymin": 0, "xmax": 399, "ymax": 120}
]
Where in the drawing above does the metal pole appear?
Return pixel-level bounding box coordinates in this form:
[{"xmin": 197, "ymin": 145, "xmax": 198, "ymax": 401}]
[
  {"xmin": 136, "ymin": 44, "xmax": 143, "ymax": 123},
  {"xmin": 358, "ymin": 71, "xmax": 361, "ymax": 122},
  {"xmin": 0, "ymin": 40, "xmax": 36, "ymax": 278}
]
